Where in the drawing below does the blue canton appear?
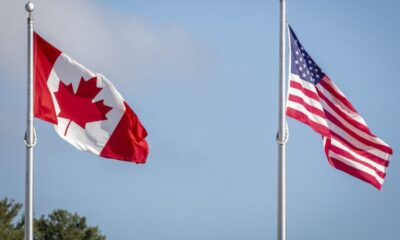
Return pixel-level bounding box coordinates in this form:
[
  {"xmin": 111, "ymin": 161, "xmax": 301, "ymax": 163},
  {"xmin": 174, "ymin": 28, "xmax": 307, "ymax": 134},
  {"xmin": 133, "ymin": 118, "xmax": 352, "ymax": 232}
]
[{"xmin": 289, "ymin": 26, "xmax": 324, "ymax": 85}]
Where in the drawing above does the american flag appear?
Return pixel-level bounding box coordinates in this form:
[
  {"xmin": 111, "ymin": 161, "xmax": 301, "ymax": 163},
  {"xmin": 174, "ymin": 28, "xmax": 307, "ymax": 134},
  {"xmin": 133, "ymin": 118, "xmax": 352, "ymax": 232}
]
[{"xmin": 286, "ymin": 25, "xmax": 393, "ymax": 189}]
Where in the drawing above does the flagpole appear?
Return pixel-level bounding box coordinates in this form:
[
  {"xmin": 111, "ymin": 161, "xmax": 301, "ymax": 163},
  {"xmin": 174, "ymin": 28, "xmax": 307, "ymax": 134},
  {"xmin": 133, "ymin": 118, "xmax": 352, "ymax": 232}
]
[
  {"xmin": 24, "ymin": 2, "xmax": 35, "ymax": 240},
  {"xmin": 277, "ymin": 0, "xmax": 287, "ymax": 240}
]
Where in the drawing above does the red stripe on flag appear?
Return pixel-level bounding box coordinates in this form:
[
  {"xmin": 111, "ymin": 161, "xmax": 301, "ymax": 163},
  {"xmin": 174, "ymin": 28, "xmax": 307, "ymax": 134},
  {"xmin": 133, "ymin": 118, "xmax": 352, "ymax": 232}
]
[
  {"xmin": 324, "ymin": 111, "xmax": 393, "ymax": 154},
  {"xmin": 330, "ymin": 131, "xmax": 389, "ymax": 165},
  {"xmin": 329, "ymin": 144, "xmax": 386, "ymax": 178},
  {"xmin": 289, "ymin": 80, "xmax": 319, "ymax": 100},
  {"xmin": 319, "ymin": 77, "xmax": 357, "ymax": 113},
  {"xmin": 100, "ymin": 102, "xmax": 149, "ymax": 163},
  {"xmin": 328, "ymin": 157, "xmax": 382, "ymax": 190},
  {"xmin": 317, "ymin": 89, "xmax": 374, "ymax": 136},
  {"xmin": 288, "ymin": 94, "xmax": 325, "ymax": 118},
  {"xmin": 286, "ymin": 107, "xmax": 330, "ymax": 136},
  {"xmin": 34, "ymin": 32, "xmax": 61, "ymax": 124}
]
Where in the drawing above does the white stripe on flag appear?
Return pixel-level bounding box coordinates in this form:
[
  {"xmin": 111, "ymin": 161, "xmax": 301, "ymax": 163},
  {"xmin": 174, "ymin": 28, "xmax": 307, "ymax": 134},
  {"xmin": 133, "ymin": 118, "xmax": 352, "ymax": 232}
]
[
  {"xmin": 286, "ymin": 101, "xmax": 329, "ymax": 127},
  {"xmin": 328, "ymin": 151, "xmax": 384, "ymax": 184},
  {"xmin": 330, "ymin": 138, "xmax": 387, "ymax": 173}
]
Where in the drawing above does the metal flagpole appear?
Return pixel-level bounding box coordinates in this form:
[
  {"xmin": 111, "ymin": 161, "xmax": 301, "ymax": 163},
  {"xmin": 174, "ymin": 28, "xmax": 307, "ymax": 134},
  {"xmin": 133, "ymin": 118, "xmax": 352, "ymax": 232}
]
[
  {"xmin": 277, "ymin": 0, "xmax": 287, "ymax": 240},
  {"xmin": 24, "ymin": 2, "xmax": 35, "ymax": 240}
]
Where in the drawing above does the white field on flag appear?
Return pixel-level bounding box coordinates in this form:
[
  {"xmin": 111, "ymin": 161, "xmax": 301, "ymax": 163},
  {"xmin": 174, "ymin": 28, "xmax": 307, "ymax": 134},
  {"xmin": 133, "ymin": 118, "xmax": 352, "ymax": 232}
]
[
  {"xmin": 47, "ymin": 53, "xmax": 125, "ymax": 155},
  {"xmin": 47, "ymin": 53, "xmax": 125, "ymax": 154},
  {"xmin": 286, "ymin": 26, "xmax": 392, "ymax": 190}
]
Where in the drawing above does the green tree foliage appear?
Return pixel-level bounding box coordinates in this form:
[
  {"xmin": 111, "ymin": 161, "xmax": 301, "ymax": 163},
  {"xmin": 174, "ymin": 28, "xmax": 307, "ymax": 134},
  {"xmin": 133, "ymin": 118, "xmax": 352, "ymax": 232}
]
[
  {"xmin": 35, "ymin": 209, "xmax": 105, "ymax": 240},
  {"xmin": 0, "ymin": 198, "xmax": 24, "ymax": 240},
  {"xmin": 0, "ymin": 198, "xmax": 105, "ymax": 240}
]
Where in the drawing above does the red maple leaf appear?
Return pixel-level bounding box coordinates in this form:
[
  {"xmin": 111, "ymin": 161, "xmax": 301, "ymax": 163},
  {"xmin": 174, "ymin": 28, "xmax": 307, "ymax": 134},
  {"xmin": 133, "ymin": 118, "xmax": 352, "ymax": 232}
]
[{"xmin": 54, "ymin": 77, "xmax": 112, "ymax": 136}]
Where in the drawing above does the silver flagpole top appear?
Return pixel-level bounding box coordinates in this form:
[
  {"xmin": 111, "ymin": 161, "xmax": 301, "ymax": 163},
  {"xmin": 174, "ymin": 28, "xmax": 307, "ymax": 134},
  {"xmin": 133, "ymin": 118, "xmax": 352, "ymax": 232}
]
[{"xmin": 25, "ymin": 2, "xmax": 34, "ymax": 12}]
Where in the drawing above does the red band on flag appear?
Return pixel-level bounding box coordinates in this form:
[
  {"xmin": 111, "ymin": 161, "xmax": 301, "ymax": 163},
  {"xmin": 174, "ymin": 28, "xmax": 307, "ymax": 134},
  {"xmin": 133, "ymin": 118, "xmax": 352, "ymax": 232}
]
[
  {"xmin": 100, "ymin": 102, "xmax": 149, "ymax": 163},
  {"xmin": 34, "ymin": 33, "xmax": 60, "ymax": 124}
]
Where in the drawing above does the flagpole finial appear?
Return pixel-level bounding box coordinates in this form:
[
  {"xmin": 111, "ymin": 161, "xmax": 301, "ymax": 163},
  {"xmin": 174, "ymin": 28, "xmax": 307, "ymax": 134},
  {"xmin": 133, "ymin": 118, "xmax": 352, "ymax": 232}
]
[{"xmin": 25, "ymin": 2, "xmax": 34, "ymax": 12}]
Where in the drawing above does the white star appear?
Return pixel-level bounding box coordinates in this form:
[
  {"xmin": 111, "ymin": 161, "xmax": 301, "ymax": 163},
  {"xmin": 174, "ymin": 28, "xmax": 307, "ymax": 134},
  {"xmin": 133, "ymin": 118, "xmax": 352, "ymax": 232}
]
[
  {"xmin": 299, "ymin": 58, "xmax": 303, "ymax": 62},
  {"xmin": 295, "ymin": 51, "xmax": 299, "ymax": 55},
  {"xmin": 299, "ymin": 66, "xmax": 303, "ymax": 71},
  {"xmin": 316, "ymin": 74, "xmax": 320, "ymax": 78},
  {"xmin": 295, "ymin": 60, "xmax": 299, "ymax": 64},
  {"xmin": 302, "ymin": 73, "xmax": 307, "ymax": 77}
]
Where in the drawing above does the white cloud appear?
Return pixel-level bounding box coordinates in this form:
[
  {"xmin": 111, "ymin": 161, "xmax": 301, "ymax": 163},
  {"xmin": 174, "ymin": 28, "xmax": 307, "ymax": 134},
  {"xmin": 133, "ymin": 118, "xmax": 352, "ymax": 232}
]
[{"xmin": 0, "ymin": 0, "xmax": 209, "ymax": 90}]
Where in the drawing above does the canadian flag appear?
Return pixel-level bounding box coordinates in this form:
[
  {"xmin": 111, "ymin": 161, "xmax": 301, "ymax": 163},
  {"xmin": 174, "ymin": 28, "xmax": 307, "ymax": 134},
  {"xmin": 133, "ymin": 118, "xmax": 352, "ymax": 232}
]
[{"xmin": 34, "ymin": 32, "xmax": 149, "ymax": 163}]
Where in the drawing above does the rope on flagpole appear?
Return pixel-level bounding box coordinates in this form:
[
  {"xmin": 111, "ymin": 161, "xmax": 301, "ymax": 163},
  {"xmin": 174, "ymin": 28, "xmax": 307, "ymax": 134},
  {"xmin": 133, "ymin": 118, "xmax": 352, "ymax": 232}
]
[
  {"xmin": 24, "ymin": 128, "xmax": 37, "ymax": 148},
  {"xmin": 276, "ymin": 122, "xmax": 289, "ymax": 145}
]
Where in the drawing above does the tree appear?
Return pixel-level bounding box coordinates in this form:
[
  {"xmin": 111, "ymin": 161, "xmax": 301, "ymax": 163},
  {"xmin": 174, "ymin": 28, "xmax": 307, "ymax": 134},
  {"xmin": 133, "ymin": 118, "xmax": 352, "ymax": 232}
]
[
  {"xmin": 35, "ymin": 209, "xmax": 105, "ymax": 240},
  {"xmin": 0, "ymin": 198, "xmax": 24, "ymax": 240},
  {"xmin": 0, "ymin": 198, "xmax": 105, "ymax": 240}
]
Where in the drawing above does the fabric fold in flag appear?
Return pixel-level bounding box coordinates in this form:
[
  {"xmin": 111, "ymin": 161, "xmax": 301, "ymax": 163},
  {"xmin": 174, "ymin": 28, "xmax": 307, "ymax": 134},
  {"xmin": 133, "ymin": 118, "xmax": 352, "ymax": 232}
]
[
  {"xmin": 34, "ymin": 32, "xmax": 149, "ymax": 163},
  {"xmin": 286, "ymin": 25, "xmax": 392, "ymax": 189}
]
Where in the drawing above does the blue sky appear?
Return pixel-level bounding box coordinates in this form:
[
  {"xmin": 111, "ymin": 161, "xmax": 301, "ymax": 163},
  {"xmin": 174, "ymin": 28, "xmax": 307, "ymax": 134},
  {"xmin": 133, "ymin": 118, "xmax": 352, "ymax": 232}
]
[{"xmin": 0, "ymin": 0, "xmax": 399, "ymax": 239}]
